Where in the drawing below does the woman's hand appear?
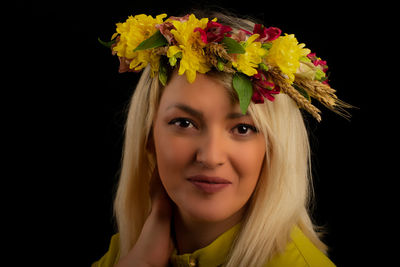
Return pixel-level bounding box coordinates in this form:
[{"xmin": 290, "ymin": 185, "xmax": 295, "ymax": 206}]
[{"xmin": 115, "ymin": 167, "xmax": 174, "ymax": 267}]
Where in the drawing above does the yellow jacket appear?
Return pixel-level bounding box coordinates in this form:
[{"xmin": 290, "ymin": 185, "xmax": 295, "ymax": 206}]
[{"xmin": 92, "ymin": 225, "xmax": 335, "ymax": 267}]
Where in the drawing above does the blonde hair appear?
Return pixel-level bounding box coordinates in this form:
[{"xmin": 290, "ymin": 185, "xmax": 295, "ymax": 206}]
[{"xmin": 114, "ymin": 10, "xmax": 327, "ymax": 266}]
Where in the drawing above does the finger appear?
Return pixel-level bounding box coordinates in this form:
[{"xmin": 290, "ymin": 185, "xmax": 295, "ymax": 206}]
[
  {"xmin": 149, "ymin": 167, "xmax": 172, "ymax": 218},
  {"xmin": 149, "ymin": 166, "xmax": 165, "ymax": 200}
]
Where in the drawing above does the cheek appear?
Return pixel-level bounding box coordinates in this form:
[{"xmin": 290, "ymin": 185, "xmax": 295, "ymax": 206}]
[
  {"xmin": 153, "ymin": 131, "xmax": 195, "ymax": 187},
  {"xmin": 232, "ymin": 140, "xmax": 266, "ymax": 194}
]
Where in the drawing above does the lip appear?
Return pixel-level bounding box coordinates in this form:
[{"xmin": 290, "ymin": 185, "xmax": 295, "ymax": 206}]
[{"xmin": 187, "ymin": 175, "xmax": 232, "ymax": 194}]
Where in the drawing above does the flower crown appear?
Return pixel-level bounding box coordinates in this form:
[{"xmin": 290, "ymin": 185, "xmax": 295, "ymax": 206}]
[{"xmin": 99, "ymin": 13, "xmax": 351, "ymax": 121}]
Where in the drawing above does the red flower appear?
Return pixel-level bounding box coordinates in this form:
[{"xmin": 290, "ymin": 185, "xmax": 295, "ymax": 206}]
[
  {"xmin": 194, "ymin": 21, "xmax": 232, "ymax": 44},
  {"xmin": 252, "ymin": 24, "xmax": 281, "ymax": 42},
  {"xmin": 314, "ymin": 59, "xmax": 328, "ymax": 71},
  {"xmin": 194, "ymin": 27, "xmax": 208, "ymax": 43},
  {"xmin": 232, "ymin": 25, "xmax": 281, "ymax": 43},
  {"xmin": 307, "ymin": 52, "xmax": 317, "ymax": 61},
  {"xmin": 251, "ymin": 70, "xmax": 280, "ymax": 103},
  {"xmin": 264, "ymin": 27, "xmax": 281, "ymax": 41},
  {"xmin": 307, "ymin": 52, "xmax": 328, "ymax": 73}
]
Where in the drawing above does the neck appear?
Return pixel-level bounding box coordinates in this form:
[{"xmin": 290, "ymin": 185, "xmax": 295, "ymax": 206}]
[{"xmin": 173, "ymin": 207, "xmax": 244, "ymax": 254}]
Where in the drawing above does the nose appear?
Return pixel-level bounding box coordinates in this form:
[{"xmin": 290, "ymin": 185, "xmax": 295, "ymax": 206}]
[{"xmin": 195, "ymin": 128, "xmax": 227, "ymax": 168}]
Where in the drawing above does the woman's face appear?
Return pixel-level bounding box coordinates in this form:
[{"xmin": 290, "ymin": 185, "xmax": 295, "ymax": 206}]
[{"xmin": 153, "ymin": 73, "xmax": 266, "ymax": 223}]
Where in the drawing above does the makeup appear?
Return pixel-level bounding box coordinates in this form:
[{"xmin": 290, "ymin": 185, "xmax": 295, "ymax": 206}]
[{"xmin": 187, "ymin": 175, "xmax": 232, "ymax": 194}]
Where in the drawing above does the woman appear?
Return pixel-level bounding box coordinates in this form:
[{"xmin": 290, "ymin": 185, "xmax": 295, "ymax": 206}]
[{"xmin": 93, "ymin": 10, "xmax": 346, "ymax": 266}]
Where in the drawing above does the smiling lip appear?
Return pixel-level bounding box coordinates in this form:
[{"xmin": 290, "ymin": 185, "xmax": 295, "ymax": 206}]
[{"xmin": 187, "ymin": 175, "xmax": 231, "ymax": 194}]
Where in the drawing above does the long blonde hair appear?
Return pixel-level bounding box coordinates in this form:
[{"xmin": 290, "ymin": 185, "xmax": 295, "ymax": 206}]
[{"xmin": 114, "ymin": 10, "xmax": 327, "ymax": 266}]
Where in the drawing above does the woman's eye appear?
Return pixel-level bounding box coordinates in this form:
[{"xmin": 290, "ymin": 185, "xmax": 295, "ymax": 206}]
[
  {"xmin": 233, "ymin": 124, "xmax": 258, "ymax": 136},
  {"xmin": 168, "ymin": 118, "xmax": 196, "ymax": 129}
]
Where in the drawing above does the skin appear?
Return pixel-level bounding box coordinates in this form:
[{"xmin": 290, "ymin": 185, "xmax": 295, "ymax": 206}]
[
  {"xmin": 117, "ymin": 73, "xmax": 266, "ymax": 267},
  {"xmin": 115, "ymin": 168, "xmax": 174, "ymax": 267}
]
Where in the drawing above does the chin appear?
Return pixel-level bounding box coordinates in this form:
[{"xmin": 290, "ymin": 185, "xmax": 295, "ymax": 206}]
[
  {"xmin": 177, "ymin": 199, "xmax": 243, "ymax": 224},
  {"xmin": 189, "ymin": 210, "xmax": 229, "ymax": 223}
]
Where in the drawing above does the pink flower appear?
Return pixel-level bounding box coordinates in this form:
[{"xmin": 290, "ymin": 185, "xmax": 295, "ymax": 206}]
[
  {"xmin": 194, "ymin": 21, "xmax": 232, "ymax": 44},
  {"xmin": 117, "ymin": 57, "xmax": 140, "ymax": 73},
  {"xmin": 231, "ymin": 29, "xmax": 248, "ymax": 42},
  {"xmin": 253, "ymin": 24, "xmax": 281, "ymax": 42},
  {"xmin": 251, "ymin": 70, "xmax": 280, "ymax": 102},
  {"xmin": 156, "ymin": 21, "xmax": 177, "ymax": 45},
  {"xmin": 156, "ymin": 14, "xmax": 191, "ymax": 45},
  {"xmin": 168, "ymin": 14, "xmax": 190, "ymax": 22}
]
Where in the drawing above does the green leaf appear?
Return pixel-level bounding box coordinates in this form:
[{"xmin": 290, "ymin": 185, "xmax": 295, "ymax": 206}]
[
  {"xmin": 217, "ymin": 59, "xmax": 225, "ymax": 71},
  {"xmin": 159, "ymin": 57, "xmax": 168, "ymax": 86},
  {"xmin": 293, "ymin": 84, "xmax": 311, "ymax": 102},
  {"xmin": 169, "ymin": 56, "xmax": 177, "ymax": 67},
  {"xmin": 259, "ymin": 62, "xmax": 269, "ymax": 72},
  {"xmin": 319, "ymin": 75, "xmax": 328, "ymax": 82},
  {"xmin": 299, "ymin": 55, "xmax": 311, "ymax": 63},
  {"xmin": 233, "ymin": 73, "xmax": 253, "ymax": 114},
  {"xmin": 314, "ymin": 68, "xmax": 326, "ymax": 81},
  {"xmin": 261, "ymin": 42, "xmax": 272, "ymax": 50},
  {"xmin": 133, "ymin": 30, "xmax": 168, "ymax": 52},
  {"xmin": 98, "ymin": 37, "xmax": 116, "ymax": 48},
  {"xmin": 222, "ymin": 37, "xmax": 245, "ymax": 54},
  {"xmin": 168, "ymin": 52, "xmax": 181, "ymax": 67}
]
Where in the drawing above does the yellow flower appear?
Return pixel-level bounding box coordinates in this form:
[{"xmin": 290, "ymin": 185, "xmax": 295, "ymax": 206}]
[
  {"xmin": 266, "ymin": 34, "xmax": 311, "ymax": 83},
  {"xmin": 167, "ymin": 14, "xmax": 210, "ymax": 83},
  {"xmin": 232, "ymin": 34, "xmax": 266, "ymax": 76},
  {"xmin": 112, "ymin": 14, "xmax": 167, "ymax": 76}
]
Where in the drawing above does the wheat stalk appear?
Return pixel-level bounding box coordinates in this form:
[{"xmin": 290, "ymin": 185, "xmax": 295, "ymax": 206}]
[
  {"xmin": 204, "ymin": 43, "xmax": 236, "ymax": 73},
  {"xmin": 205, "ymin": 43, "xmax": 233, "ymax": 62},
  {"xmin": 294, "ymin": 77, "xmax": 353, "ymax": 119},
  {"xmin": 153, "ymin": 46, "xmax": 168, "ymax": 56},
  {"xmin": 268, "ymin": 68, "xmax": 322, "ymax": 121}
]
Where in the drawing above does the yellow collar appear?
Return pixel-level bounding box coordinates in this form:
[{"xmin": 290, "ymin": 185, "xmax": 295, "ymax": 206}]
[{"xmin": 170, "ymin": 224, "xmax": 241, "ymax": 267}]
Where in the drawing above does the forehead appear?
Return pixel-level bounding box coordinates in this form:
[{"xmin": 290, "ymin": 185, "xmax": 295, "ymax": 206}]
[{"xmin": 159, "ymin": 72, "xmax": 239, "ymax": 114}]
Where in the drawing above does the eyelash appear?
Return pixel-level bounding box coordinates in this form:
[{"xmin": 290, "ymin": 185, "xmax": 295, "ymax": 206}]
[
  {"xmin": 234, "ymin": 124, "xmax": 259, "ymax": 135},
  {"xmin": 168, "ymin": 118, "xmax": 197, "ymax": 129},
  {"xmin": 168, "ymin": 118, "xmax": 259, "ymax": 136}
]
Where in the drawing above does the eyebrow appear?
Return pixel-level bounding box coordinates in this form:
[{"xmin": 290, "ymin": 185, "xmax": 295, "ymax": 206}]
[{"xmin": 167, "ymin": 103, "xmax": 249, "ymax": 120}]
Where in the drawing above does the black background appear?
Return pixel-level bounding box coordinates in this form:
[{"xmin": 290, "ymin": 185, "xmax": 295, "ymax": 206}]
[{"xmin": 11, "ymin": 1, "xmax": 395, "ymax": 266}]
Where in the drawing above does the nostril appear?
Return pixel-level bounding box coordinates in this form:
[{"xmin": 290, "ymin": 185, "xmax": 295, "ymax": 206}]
[
  {"xmin": 194, "ymin": 131, "xmax": 227, "ymax": 168},
  {"xmin": 195, "ymin": 149, "xmax": 225, "ymax": 168}
]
